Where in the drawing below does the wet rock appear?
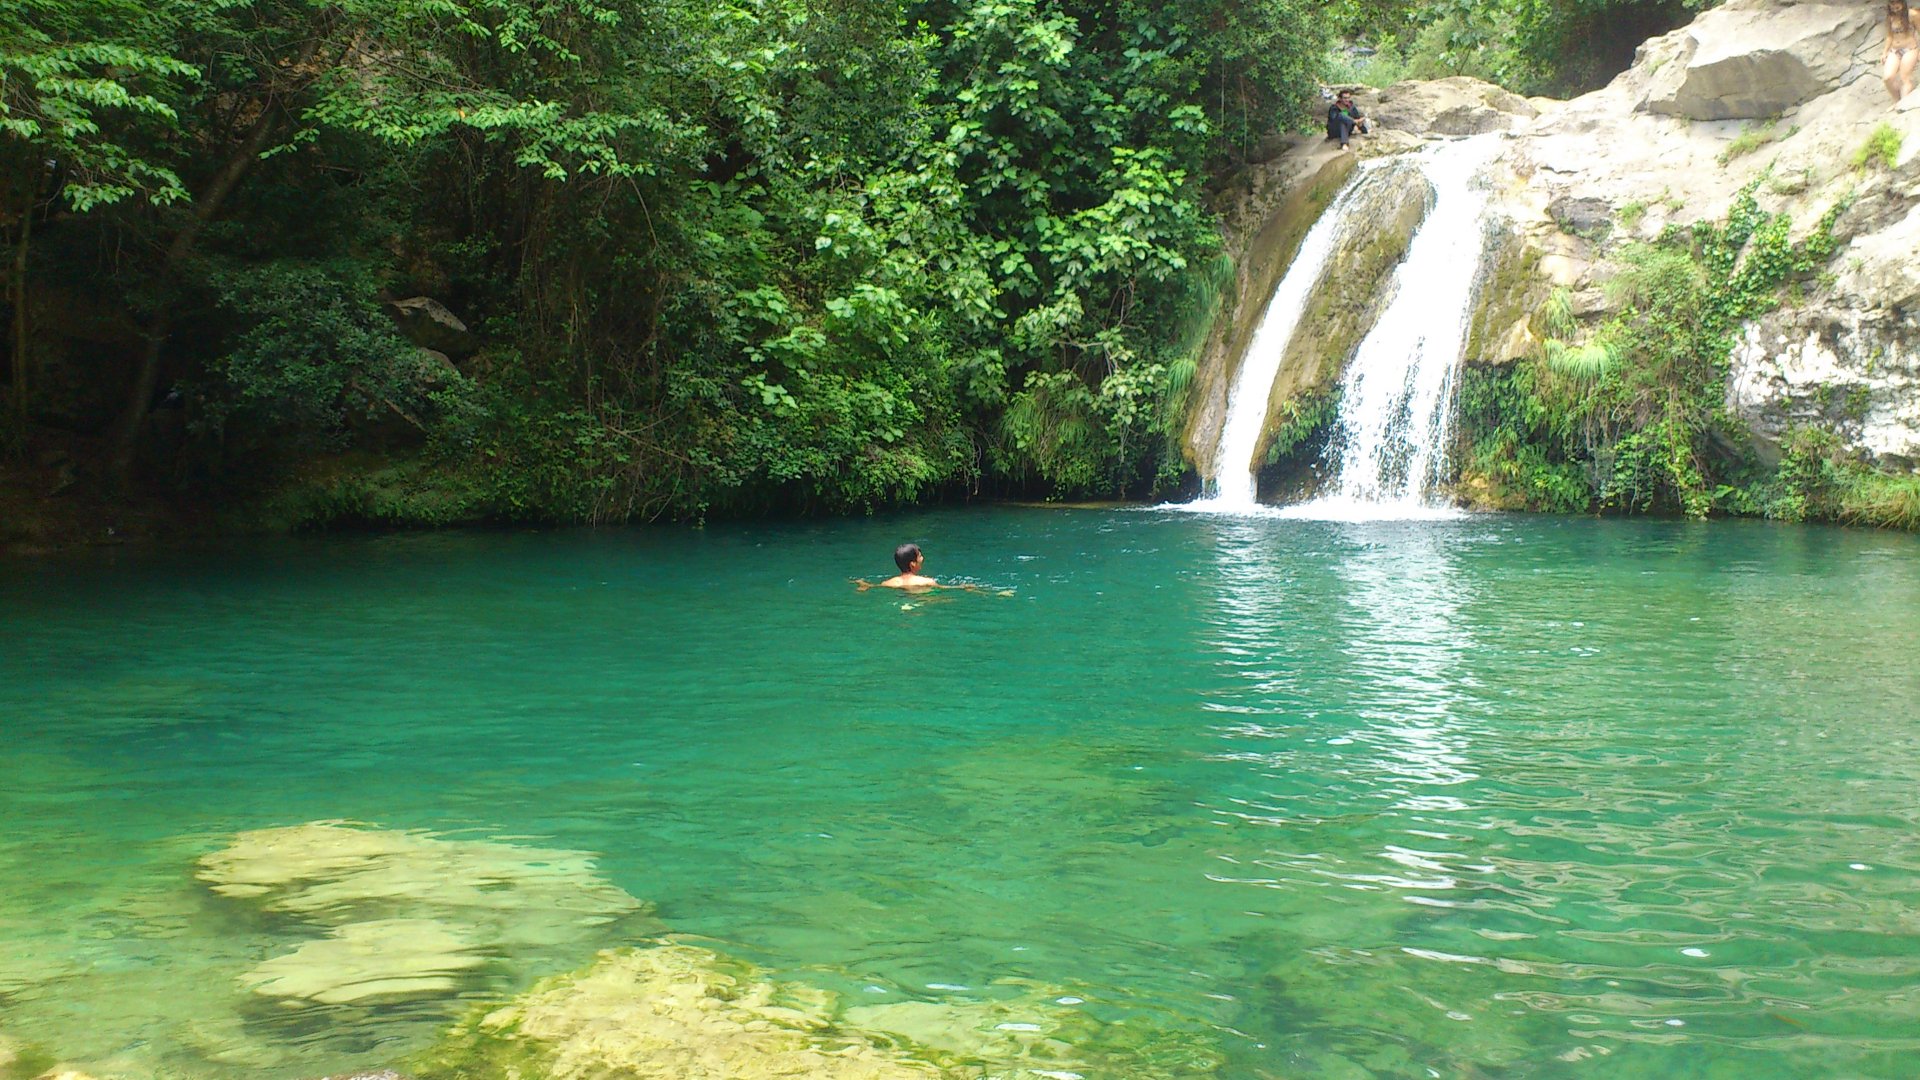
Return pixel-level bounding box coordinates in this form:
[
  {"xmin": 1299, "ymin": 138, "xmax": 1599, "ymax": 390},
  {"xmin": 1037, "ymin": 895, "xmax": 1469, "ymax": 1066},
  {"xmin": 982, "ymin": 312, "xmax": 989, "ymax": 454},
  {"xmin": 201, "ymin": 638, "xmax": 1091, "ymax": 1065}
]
[
  {"xmin": 385, "ymin": 297, "xmax": 477, "ymax": 357},
  {"xmin": 1256, "ymin": 157, "xmax": 1434, "ymax": 463},
  {"xmin": 1188, "ymin": 152, "xmax": 1360, "ymax": 474}
]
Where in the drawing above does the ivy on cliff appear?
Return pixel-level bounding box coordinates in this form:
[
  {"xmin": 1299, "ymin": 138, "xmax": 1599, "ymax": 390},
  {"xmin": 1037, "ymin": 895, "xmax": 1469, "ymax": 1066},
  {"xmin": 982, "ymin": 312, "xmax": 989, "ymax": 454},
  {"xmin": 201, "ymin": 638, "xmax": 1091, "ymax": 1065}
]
[{"xmin": 1461, "ymin": 179, "xmax": 1853, "ymax": 520}]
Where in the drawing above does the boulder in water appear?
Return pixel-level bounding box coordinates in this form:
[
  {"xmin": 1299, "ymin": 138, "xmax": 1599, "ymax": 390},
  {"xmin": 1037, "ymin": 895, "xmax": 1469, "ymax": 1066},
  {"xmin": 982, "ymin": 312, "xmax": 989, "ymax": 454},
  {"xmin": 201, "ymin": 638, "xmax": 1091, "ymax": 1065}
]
[
  {"xmin": 415, "ymin": 943, "xmax": 944, "ymax": 1080},
  {"xmin": 240, "ymin": 919, "xmax": 486, "ymax": 1006},
  {"xmin": 199, "ymin": 821, "xmax": 646, "ymax": 1009},
  {"xmin": 411, "ymin": 942, "xmax": 1225, "ymax": 1080},
  {"xmin": 197, "ymin": 821, "xmax": 642, "ymax": 939}
]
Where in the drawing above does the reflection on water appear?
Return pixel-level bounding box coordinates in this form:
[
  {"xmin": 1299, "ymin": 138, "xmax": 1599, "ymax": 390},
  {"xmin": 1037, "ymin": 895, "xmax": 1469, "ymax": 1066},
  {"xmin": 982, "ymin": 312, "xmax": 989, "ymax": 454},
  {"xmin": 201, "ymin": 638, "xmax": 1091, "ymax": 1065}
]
[{"xmin": 2, "ymin": 512, "xmax": 1919, "ymax": 1079}]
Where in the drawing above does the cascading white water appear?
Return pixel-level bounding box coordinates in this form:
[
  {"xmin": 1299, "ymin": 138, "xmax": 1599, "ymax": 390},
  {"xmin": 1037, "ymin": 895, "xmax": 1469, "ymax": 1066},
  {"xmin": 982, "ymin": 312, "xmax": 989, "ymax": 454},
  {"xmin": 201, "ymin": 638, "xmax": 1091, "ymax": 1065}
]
[
  {"xmin": 1193, "ymin": 163, "xmax": 1392, "ymax": 511},
  {"xmin": 1183, "ymin": 134, "xmax": 1503, "ymax": 519},
  {"xmin": 1290, "ymin": 135, "xmax": 1504, "ymax": 518}
]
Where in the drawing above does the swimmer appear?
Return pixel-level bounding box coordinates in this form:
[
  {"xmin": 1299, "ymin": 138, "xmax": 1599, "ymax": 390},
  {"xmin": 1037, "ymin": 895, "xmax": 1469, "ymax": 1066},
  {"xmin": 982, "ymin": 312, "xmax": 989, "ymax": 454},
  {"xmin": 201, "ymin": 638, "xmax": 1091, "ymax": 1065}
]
[
  {"xmin": 873, "ymin": 543, "xmax": 938, "ymax": 591},
  {"xmin": 853, "ymin": 543, "xmax": 1014, "ymax": 596},
  {"xmin": 1886, "ymin": 0, "xmax": 1917, "ymax": 103}
]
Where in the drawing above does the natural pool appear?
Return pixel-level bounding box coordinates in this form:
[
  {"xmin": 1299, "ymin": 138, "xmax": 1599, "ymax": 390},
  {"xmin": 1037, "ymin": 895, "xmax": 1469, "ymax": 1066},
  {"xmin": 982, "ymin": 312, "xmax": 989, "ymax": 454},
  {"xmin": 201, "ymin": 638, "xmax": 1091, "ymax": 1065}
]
[{"xmin": 2, "ymin": 507, "xmax": 1918, "ymax": 1079}]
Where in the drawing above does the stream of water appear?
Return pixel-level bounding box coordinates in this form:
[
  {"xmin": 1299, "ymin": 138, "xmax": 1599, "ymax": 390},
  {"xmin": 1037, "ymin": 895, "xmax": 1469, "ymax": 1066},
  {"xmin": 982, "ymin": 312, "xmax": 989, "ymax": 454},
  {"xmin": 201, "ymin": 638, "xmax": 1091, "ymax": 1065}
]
[
  {"xmin": 1198, "ymin": 136, "xmax": 1503, "ymax": 518},
  {"xmin": 4, "ymin": 510, "xmax": 1919, "ymax": 1079}
]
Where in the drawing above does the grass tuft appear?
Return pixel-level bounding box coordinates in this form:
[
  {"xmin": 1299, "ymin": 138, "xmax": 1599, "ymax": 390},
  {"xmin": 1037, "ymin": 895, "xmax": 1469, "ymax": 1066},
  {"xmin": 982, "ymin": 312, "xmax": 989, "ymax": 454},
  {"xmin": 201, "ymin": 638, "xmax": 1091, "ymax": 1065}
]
[{"xmin": 1853, "ymin": 123, "xmax": 1902, "ymax": 171}]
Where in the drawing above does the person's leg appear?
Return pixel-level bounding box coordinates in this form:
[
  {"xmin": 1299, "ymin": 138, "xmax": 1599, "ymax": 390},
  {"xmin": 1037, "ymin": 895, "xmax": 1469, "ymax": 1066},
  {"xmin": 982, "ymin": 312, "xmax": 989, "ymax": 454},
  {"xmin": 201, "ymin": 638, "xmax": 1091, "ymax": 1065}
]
[
  {"xmin": 1336, "ymin": 115, "xmax": 1355, "ymax": 148},
  {"xmin": 1886, "ymin": 48, "xmax": 1905, "ymax": 101},
  {"xmin": 1900, "ymin": 48, "xmax": 1917, "ymax": 100}
]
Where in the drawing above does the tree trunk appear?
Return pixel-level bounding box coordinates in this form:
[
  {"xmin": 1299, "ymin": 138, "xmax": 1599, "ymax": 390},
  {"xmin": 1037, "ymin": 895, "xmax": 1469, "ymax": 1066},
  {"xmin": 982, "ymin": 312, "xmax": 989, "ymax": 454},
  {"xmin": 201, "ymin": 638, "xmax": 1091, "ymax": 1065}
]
[{"xmin": 108, "ymin": 105, "xmax": 280, "ymax": 483}]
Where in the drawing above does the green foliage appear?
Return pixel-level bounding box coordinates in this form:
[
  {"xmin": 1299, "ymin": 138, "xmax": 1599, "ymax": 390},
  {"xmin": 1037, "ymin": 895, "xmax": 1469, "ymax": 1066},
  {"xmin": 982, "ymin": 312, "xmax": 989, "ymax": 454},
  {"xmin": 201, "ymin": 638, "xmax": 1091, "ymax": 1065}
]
[
  {"xmin": 1460, "ymin": 182, "xmax": 1866, "ymax": 521},
  {"xmin": 1746, "ymin": 427, "xmax": 1920, "ymax": 530},
  {"xmin": 1323, "ymin": 0, "xmax": 1708, "ymax": 95},
  {"xmin": 1261, "ymin": 389, "xmax": 1337, "ymax": 465},
  {"xmin": 9, "ymin": 0, "xmax": 1341, "ymax": 519},
  {"xmin": 0, "ymin": 0, "xmax": 195, "ymax": 209},
  {"xmin": 1717, "ymin": 119, "xmax": 1780, "ymax": 165},
  {"xmin": 198, "ymin": 259, "xmax": 467, "ymax": 449},
  {"xmin": 1853, "ymin": 123, "xmax": 1902, "ymax": 172}
]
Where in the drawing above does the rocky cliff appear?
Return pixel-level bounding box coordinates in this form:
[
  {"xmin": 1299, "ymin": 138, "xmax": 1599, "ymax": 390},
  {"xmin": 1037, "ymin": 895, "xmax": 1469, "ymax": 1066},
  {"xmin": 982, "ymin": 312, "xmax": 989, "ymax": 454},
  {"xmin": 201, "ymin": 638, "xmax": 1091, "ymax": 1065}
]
[{"xmin": 1191, "ymin": 0, "xmax": 1920, "ymax": 487}]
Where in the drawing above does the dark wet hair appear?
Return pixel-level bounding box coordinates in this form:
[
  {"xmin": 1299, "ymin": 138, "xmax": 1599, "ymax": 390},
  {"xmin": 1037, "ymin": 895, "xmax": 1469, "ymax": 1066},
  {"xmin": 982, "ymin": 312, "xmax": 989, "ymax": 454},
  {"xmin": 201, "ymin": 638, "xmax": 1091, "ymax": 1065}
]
[{"xmin": 893, "ymin": 543, "xmax": 922, "ymax": 573}]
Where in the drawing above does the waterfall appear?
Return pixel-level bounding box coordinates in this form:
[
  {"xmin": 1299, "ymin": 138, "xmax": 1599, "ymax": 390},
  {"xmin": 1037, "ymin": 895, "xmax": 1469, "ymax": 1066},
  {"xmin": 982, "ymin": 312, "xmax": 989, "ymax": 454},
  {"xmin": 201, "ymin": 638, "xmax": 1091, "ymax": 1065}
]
[
  {"xmin": 1194, "ymin": 163, "xmax": 1389, "ymax": 511},
  {"xmin": 1294, "ymin": 135, "xmax": 1503, "ymax": 518},
  {"xmin": 1187, "ymin": 135, "xmax": 1502, "ymax": 518}
]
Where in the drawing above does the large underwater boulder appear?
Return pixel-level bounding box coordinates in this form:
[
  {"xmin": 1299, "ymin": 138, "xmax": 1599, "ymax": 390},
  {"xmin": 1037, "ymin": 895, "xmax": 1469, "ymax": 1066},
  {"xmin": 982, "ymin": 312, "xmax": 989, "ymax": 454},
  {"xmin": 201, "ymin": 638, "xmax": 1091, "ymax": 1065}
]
[
  {"xmin": 410, "ymin": 941, "xmax": 1224, "ymax": 1080},
  {"xmin": 198, "ymin": 822, "xmax": 645, "ymax": 1008}
]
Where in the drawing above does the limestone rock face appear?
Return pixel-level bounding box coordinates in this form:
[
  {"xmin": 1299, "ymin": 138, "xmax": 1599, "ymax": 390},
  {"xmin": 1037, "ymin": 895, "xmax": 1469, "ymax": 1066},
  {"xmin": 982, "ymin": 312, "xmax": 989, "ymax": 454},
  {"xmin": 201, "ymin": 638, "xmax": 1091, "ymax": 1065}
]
[
  {"xmin": 1728, "ymin": 197, "xmax": 1920, "ymax": 465},
  {"xmin": 1468, "ymin": 0, "xmax": 1920, "ymax": 466},
  {"xmin": 1359, "ymin": 77, "xmax": 1539, "ymax": 136},
  {"xmin": 1639, "ymin": 2, "xmax": 1879, "ymax": 121}
]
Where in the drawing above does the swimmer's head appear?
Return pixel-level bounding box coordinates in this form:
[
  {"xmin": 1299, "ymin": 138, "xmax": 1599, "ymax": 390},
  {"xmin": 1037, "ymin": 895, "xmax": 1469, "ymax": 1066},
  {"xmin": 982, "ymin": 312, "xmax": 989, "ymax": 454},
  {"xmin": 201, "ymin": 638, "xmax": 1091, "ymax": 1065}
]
[{"xmin": 894, "ymin": 543, "xmax": 923, "ymax": 573}]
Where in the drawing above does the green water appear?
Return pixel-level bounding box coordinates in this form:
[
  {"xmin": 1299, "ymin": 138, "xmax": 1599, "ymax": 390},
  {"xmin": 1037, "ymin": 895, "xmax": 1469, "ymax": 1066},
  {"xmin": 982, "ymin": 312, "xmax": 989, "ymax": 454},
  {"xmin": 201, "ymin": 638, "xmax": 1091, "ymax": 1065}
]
[{"xmin": 3, "ymin": 508, "xmax": 1919, "ymax": 1079}]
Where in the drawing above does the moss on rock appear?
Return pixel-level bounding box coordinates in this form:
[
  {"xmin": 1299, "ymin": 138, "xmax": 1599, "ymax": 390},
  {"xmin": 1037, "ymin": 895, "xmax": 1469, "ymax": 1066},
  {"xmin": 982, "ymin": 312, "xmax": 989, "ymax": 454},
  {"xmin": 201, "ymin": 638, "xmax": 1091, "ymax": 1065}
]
[
  {"xmin": 409, "ymin": 941, "xmax": 1226, "ymax": 1080},
  {"xmin": 1465, "ymin": 226, "xmax": 1548, "ymax": 365}
]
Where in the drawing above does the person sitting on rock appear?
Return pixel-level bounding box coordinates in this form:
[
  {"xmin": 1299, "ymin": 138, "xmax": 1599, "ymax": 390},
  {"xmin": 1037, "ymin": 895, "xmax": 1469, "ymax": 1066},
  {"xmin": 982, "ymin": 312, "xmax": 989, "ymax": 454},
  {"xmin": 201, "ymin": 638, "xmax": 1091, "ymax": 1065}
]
[
  {"xmin": 1326, "ymin": 90, "xmax": 1371, "ymax": 150},
  {"xmin": 1887, "ymin": 0, "xmax": 1917, "ymax": 102}
]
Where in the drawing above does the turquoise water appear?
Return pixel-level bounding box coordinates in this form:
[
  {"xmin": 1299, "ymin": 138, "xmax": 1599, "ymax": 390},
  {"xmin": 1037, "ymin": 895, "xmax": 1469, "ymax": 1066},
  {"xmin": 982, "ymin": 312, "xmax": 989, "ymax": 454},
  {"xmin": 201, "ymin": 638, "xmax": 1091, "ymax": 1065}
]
[{"xmin": 3, "ymin": 508, "xmax": 1919, "ymax": 1078}]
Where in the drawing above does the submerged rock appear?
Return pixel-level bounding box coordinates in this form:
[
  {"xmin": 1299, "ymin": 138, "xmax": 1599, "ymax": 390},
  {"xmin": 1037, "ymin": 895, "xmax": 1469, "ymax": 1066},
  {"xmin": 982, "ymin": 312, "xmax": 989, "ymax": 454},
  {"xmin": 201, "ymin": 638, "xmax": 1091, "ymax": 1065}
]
[
  {"xmin": 197, "ymin": 821, "xmax": 642, "ymax": 934},
  {"xmin": 240, "ymin": 919, "xmax": 486, "ymax": 1006},
  {"xmin": 411, "ymin": 942, "xmax": 1224, "ymax": 1080},
  {"xmin": 198, "ymin": 822, "xmax": 645, "ymax": 1008},
  {"xmin": 416, "ymin": 943, "xmax": 944, "ymax": 1080}
]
